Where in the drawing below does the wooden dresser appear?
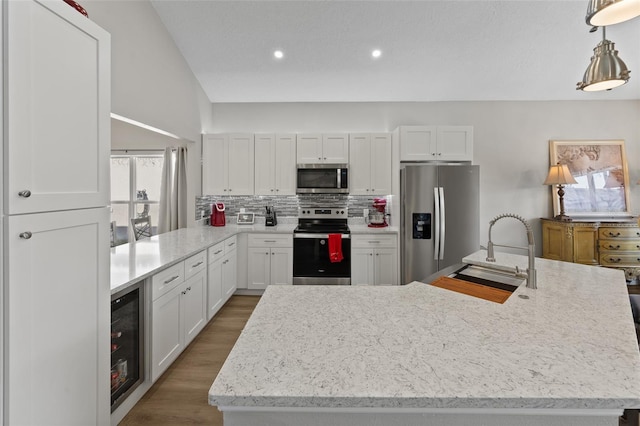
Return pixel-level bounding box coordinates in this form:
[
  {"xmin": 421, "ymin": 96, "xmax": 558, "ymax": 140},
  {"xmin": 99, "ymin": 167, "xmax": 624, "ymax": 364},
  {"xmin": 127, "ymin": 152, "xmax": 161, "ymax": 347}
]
[{"xmin": 541, "ymin": 218, "xmax": 640, "ymax": 284}]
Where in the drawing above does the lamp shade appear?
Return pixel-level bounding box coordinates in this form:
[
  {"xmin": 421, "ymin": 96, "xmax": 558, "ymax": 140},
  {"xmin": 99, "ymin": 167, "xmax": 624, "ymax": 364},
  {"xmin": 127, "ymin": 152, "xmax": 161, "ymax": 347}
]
[
  {"xmin": 576, "ymin": 28, "xmax": 630, "ymax": 91},
  {"xmin": 586, "ymin": 0, "xmax": 640, "ymax": 26},
  {"xmin": 544, "ymin": 164, "xmax": 578, "ymax": 185}
]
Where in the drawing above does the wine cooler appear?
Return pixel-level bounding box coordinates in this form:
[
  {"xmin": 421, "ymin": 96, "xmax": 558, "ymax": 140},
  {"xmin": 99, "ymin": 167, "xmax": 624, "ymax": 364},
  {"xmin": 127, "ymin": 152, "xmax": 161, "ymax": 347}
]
[{"xmin": 111, "ymin": 282, "xmax": 144, "ymax": 411}]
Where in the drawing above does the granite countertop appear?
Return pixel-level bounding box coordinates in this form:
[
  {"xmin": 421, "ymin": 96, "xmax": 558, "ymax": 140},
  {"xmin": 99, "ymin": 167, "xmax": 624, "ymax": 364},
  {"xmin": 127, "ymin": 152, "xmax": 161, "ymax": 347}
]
[
  {"xmin": 110, "ymin": 224, "xmax": 296, "ymax": 294},
  {"xmin": 209, "ymin": 250, "xmax": 640, "ymax": 411}
]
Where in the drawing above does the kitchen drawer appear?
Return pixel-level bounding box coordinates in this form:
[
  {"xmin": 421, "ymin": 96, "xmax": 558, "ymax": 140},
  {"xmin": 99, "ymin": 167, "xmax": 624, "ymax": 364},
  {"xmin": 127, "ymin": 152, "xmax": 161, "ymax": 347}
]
[
  {"xmin": 208, "ymin": 241, "xmax": 225, "ymax": 264},
  {"xmin": 225, "ymin": 235, "xmax": 238, "ymax": 253},
  {"xmin": 600, "ymin": 254, "xmax": 640, "ymax": 267},
  {"xmin": 599, "ymin": 227, "xmax": 640, "ymax": 239},
  {"xmin": 248, "ymin": 233, "xmax": 292, "ymax": 248},
  {"xmin": 185, "ymin": 250, "xmax": 206, "ymax": 280},
  {"xmin": 598, "ymin": 240, "xmax": 640, "ymax": 251},
  {"xmin": 352, "ymin": 234, "xmax": 397, "ymax": 249},
  {"xmin": 151, "ymin": 262, "xmax": 185, "ymax": 301}
]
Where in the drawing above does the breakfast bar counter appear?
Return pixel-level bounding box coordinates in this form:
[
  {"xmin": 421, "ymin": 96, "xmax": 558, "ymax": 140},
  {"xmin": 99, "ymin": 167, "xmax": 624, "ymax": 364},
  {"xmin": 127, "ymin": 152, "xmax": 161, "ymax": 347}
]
[{"xmin": 209, "ymin": 251, "xmax": 640, "ymax": 426}]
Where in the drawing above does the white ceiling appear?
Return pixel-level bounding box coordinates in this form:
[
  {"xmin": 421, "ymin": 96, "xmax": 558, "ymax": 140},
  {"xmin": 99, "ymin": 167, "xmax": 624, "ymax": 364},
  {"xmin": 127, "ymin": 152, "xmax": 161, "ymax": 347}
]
[{"xmin": 150, "ymin": 0, "xmax": 640, "ymax": 103}]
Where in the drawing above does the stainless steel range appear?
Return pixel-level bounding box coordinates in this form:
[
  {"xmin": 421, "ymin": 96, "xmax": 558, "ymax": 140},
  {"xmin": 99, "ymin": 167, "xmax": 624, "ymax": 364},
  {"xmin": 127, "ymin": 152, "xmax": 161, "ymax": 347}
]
[{"xmin": 293, "ymin": 207, "xmax": 351, "ymax": 285}]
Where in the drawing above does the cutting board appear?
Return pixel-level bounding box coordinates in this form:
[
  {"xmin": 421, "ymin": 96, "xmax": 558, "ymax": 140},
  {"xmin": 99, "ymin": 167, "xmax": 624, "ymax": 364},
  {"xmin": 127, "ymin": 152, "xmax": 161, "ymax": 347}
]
[{"xmin": 430, "ymin": 276, "xmax": 512, "ymax": 304}]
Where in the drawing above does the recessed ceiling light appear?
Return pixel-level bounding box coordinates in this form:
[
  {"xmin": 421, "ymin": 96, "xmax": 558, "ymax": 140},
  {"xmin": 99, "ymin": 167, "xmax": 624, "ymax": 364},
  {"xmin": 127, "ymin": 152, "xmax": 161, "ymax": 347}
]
[
  {"xmin": 274, "ymin": 50, "xmax": 284, "ymax": 59},
  {"xmin": 371, "ymin": 49, "xmax": 382, "ymax": 59}
]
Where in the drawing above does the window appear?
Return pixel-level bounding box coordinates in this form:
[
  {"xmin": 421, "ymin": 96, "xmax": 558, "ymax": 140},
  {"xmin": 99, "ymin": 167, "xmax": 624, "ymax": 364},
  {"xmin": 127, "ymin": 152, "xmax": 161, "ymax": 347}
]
[{"xmin": 111, "ymin": 152, "xmax": 164, "ymax": 245}]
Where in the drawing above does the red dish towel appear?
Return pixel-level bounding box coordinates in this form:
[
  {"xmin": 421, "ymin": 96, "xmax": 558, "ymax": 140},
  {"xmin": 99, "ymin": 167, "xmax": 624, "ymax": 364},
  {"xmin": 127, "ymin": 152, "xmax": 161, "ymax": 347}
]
[{"xmin": 328, "ymin": 234, "xmax": 343, "ymax": 263}]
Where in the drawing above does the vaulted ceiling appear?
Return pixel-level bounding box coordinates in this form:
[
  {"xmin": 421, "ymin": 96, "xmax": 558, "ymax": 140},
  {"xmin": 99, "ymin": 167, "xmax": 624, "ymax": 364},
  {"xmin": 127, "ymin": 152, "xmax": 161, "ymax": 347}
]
[{"xmin": 150, "ymin": 0, "xmax": 640, "ymax": 103}]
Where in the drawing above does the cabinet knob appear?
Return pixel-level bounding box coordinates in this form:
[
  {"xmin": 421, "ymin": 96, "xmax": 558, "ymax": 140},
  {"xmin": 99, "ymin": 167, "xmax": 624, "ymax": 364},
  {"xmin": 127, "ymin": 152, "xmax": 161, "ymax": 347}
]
[
  {"xmin": 223, "ymin": 189, "xmax": 227, "ymax": 192},
  {"xmin": 609, "ymin": 244, "xmax": 621, "ymax": 249},
  {"xmin": 608, "ymin": 232, "xmax": 621, "ymax": 237},
  {"xmin": 18, "ymin": 190, "xmax": 31, "ymax": 198},
  {"xmin": 323, "ymin": 157, "xmax": 327, "ymax": 160},
  {"xmin": 609, "ymin": 257, "xmax": 621, "ymax": 263},
  {"xmin": 431, "ymin": 153, "xmax": 436, "ymax": 156},
  {"xmin": 19, "ymin": 231, "xmax": 32, "ymax": 239},
  {"xmin": 276, "ymin": 189, "xmax": 279, "ymax": 192},
  {"xmin": 318, "ymin": 157, "xmax": 322, "ymax": 160},
  {"xmin": 369, "ymin": 253, "xmax": 373, "ymax": 256}
]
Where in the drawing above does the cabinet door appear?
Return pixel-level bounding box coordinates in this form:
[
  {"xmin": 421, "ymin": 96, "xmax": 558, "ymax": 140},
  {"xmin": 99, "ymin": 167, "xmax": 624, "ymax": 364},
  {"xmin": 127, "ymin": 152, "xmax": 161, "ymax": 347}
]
[
  {"xmin": 202, "ymin": 134, "xmax": 228, "ymax": 195},
  {"xmin": 297, "ymin": 134, "xmax": 322, "ymax": 163},
  {"xmin": 207, "ymin": 258, "xmax": 224, "ymax": 320},
  {"xmin": 227, "ymin": 133, "xmax": 254, "ymax": 195},
  {"xmin": 399, "ymin": 126, "xmax": 437, "ymax": 162},
  {"xmin": 222, "ymin": 251, "xmax": 238, "ymax": 300},
  {"xmin": 541, "ymin": 221, "xmax": 571, "ymax": 262},
  {"xmin": 437, "ymin": 126, "xmax": 473, "ymax": 161},
  {"xmin": 274, "ymin": 134, "xmax": 297, "ymax": 195},
  {"xmin": 247, "ymin": 247, "xmax": 270, "ymax": 290},
  {"xmin": 370, "ymin": 133, "xmax": 392, "ymax": 195},
  {"xmin": 5, "ymin": 0, "xmax": 110, "ymax": 214},
  {"xmin": 5, "ymin": 207, "xmax": 110, "ymax": 425},
  {"xmin": 254, "ymin": 134, "xmax": 275, "ymax": 195},
  {"xmin": 573, "ymin": 227, "xmax": 599, "ymax": 265},
  {"xmin": 351, "ymin": 248, "xmax": 374, "ymax": 285},
  {"xmin": 374, "ymin": 248, "xmax": 398, "ymax": 285},
  {"xmin": 182, "ymin": 270, "xmax": 207, "ymax": 347},
  {"xmin": 322, "ymin": 134, "xmax": 349, "ymax": 163},
  {"xmin": 349, "ymin": 134, "xmax": 372, "ymax": 195},
  {"xmin": 270, "ymin": 247, "xmax": 294, "ymax": 285},
  {"xmin": 151, "ymin": 285, "xmax": 183, "ymax": 382}
]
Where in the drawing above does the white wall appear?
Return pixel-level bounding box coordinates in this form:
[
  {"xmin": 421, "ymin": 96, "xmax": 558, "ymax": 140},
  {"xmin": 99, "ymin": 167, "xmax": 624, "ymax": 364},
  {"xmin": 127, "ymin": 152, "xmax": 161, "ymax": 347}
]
[
  {"xmin": 208, "ymin": 101, "xmax": 640, "ymax": 253},
  {"xmin": 86, "ymin": 1, "xmax": 213, "ymax": 227}
]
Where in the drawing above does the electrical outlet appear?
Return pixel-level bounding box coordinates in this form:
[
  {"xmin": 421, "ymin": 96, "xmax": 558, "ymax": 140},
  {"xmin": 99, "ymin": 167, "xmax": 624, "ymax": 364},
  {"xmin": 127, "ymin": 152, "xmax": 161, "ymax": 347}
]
[{"xmin": 363, "ymin": 208, "xmax": 369, "ymax": 217}]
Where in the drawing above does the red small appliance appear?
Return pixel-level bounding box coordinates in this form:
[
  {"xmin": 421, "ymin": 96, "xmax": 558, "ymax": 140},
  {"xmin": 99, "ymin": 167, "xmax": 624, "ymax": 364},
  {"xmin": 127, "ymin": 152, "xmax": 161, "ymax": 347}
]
[
  {"xmin": 211, "ymin": 202, "xmax": 226, "ymax": 227},
  {"xmin": 367, "ymin": 197, "xmax": 388, "ymax": 228}
]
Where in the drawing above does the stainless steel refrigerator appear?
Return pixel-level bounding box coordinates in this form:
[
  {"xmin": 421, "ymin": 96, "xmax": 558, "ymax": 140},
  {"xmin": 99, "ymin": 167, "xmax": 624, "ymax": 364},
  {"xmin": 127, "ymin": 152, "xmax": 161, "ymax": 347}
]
[{"xmin": 401, "ymin": 164, "xmax": 480, "ymax": 284}]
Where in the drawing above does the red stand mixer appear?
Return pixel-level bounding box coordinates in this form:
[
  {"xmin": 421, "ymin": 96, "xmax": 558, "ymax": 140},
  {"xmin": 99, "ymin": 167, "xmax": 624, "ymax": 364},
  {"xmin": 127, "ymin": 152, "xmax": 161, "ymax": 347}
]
[
  {"xmin": 367, "ymin": 198, "xmax": 388, "ymax": 228},
  {"xmin": 210, "ymin": 202, "xmax": 226, "ymax": 227}
]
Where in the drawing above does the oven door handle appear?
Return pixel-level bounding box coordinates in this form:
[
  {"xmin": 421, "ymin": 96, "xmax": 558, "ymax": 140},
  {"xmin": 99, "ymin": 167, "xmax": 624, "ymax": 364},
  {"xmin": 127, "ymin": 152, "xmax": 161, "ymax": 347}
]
[{"xmin": 294, "ymin": 233, "xmax": 351, "ymax": 239}]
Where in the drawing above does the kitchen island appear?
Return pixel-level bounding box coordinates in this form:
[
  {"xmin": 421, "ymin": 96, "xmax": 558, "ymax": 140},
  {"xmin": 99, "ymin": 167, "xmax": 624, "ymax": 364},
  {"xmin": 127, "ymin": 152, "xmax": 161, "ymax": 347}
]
[{"xmin": 209, "ymin": 250, "xmax": 640, "ymax": 426}]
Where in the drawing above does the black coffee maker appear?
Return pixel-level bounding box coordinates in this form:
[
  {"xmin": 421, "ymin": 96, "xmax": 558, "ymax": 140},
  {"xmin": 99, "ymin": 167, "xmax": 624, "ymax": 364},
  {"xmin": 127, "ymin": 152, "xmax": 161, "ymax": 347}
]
[{"xmin": 265, "ymin": 205, "xmax": 277, "ymax": 226}]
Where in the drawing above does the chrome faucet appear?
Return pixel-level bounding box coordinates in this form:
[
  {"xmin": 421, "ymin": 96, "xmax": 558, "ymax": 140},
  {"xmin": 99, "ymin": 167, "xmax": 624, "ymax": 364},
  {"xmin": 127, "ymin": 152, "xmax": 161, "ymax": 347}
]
[{"xmin": 486, "ymin": 213, "xmax": 537, "ymax": 289}]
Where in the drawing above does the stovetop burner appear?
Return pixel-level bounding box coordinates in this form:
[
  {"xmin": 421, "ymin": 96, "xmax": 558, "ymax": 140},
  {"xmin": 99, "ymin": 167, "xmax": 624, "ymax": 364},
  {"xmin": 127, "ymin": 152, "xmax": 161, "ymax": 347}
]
[{"xmin": 294, "ymin": 207, "xmax": 350, "ymax": 234}]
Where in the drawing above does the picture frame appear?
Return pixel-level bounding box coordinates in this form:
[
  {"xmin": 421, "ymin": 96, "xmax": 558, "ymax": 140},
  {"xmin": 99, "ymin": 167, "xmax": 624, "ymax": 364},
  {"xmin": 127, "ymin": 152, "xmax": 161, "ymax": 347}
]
[
  {"xmin": 549, "ymin": 140, "xmax": 631, "ymax": 218},
  {"xmin": 237, "ymin": 212, "xmax": 255, "ymax": 225}
]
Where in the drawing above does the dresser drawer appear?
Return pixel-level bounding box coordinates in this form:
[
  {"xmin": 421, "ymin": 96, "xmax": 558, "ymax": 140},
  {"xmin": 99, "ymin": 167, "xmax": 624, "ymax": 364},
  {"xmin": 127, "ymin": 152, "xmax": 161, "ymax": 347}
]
[
  {"xmin": 185, "ymin": 250, "xmax": 206, "ymax": 280},
  {"xmin": 598, "ymin": 240, "xmax": 640, "ymax": 251},
  {"xmin": 208, "ymin": 241, "xmax": 225, "ymax": 264},
  {"xmin": 600, "ymin": 254, "xmax": 640, "ymax": 267},
  {"xmin": 151, "ymin": 262, "xmax": 185, "ymax": 301},
  {"xmin": 599, "ymin": 227, "xmax": 640, "ymax": 239},
  {"xmin": 352, "ymin": 234, "xmax": 397, "ymax": 249},
  {"xmin": 248, "ymin": 233, "xmax": 292, "ymax": 248}
]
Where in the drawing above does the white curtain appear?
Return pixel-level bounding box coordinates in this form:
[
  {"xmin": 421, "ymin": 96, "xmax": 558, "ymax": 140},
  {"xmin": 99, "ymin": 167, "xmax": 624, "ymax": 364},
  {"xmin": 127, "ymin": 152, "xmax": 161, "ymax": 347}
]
[{"xmin": 158, "ymin": 146, "xmax": 188, "ymax": 234}]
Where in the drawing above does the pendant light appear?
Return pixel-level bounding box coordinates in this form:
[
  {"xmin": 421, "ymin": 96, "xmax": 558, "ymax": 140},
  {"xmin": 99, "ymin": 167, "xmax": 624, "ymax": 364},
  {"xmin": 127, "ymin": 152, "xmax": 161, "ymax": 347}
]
[
  {"xmin": 586, "ymin": 0, "xmax": 640, "ymax": 26},
  {"xmin": 576, "ymin": 26, "xmax": 630, "ymax": 91}
]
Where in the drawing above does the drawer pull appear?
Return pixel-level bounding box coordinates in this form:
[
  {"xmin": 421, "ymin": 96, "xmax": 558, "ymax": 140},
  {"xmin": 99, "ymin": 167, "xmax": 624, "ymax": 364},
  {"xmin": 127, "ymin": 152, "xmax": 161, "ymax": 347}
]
[
  {"xmin": 213, "ymin": 249, "xmax": 223, "ymax": 255},
  {"xmin": 164, "ymin": 275, "xmax": 180, "ymax": 284},
  {"xmin": 181, "ymin": 290, "xmax": 187, "ymax": 295},
  {"xmin": 264, "ymin": 240, "xmax": 276, "ymax": 243},
  {"xmin": 608, "ymin": 231, "xmax": 621, "ymax": 237},
  {"xmin": 191, "ymin": 261, "xmax": 204, "ymax": 268},
  {"xmin": 368, "ymin": 241, "xmax": 381, "ymax": 244},
  {"xmin": 608, "ymin": 244, "xmax": 621, "ymax": 249},
  {"xmin": 608, "ymin": 257, "xmax": 622, "ymax": 263},
  {"xmin": 228, "ymin": 242, "xmax": 235, "ymax": 246}
]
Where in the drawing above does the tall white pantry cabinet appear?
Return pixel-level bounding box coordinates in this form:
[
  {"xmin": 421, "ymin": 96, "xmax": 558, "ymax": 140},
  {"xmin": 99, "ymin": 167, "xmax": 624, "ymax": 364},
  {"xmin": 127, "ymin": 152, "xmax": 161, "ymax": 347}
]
[{"xmin": 2, "ymin": 1, "xmax": 111, "ymax": 425}]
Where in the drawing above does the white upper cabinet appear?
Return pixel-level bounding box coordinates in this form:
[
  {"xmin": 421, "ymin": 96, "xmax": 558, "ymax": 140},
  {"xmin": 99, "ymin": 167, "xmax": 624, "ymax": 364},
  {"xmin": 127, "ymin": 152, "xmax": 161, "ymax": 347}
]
[
  {"xmin": 202, "ymin": 133, "xmax": 255, "ymax": 195},
  {"xmin": 399, "ymin": 126, "xmax": 473, "ymax": 162},
  {"xmin": 297, "ymin": 133, "xmax": 349, "ymax": 164},
  {"xmin": 5, "ymin": 0, "xmax": 110, "ymax": 214},
  {"xmin": 254, "ymin": 133, "xmax": 296, "ymax": 195},
  {"xmin": 349, "ymin": 133, "xmax": 392, "ymax": 195}
]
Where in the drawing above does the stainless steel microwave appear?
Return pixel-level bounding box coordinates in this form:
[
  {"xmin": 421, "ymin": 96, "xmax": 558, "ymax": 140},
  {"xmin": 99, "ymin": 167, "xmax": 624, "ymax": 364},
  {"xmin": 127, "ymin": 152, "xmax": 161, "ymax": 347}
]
[{"xmin": 296, "ymin": 164, "xmax": 348, "ymax": 194}]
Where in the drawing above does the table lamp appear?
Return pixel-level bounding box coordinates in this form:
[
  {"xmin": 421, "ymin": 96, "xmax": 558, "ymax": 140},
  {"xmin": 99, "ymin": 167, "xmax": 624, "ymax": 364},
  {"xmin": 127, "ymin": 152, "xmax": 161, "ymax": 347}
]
[{"xmin": 544, "ymin": 163, "xmax": 578, "ymax": 221}]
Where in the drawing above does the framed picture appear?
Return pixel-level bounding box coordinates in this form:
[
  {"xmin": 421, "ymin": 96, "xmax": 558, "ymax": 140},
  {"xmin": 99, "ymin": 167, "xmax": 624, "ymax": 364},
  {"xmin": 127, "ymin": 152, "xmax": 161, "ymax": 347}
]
[{"xmin": 549, "ymin": 140, "xmax": 631, "ymax": 217}]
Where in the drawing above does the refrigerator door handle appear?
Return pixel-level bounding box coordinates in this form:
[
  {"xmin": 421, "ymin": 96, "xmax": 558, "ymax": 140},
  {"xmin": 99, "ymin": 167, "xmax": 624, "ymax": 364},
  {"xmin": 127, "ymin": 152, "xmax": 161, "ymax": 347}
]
[
  {"xmin": 439, "ymin": 187, "xmax": 446, "ymax": 260},
  {"xmin": 433, "ymin": 187, "xmax": 440, "ymax": 260}
]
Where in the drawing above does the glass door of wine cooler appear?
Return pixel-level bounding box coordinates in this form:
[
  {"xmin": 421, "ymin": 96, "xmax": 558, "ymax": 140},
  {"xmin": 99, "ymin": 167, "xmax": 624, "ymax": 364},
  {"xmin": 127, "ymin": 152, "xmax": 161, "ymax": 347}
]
[{"xmin": 111, "ymin": 282, "xmax": 144, "ymax": 411}]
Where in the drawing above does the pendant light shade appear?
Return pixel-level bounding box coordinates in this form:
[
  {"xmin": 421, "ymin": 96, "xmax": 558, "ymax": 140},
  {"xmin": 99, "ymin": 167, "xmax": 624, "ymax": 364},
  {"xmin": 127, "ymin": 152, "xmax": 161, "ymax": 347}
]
[
  {"xmin": 576, "ymin": 27, "xmax": 630, "ymax": 91},
  {"xmin": 586, "ymin": 0, "xmax": 640, "ymax": 26}
]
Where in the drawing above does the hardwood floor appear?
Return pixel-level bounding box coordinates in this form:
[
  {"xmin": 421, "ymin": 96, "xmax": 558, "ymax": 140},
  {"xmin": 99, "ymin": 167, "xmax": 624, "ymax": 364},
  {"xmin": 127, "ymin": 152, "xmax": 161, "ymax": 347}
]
[{"xmin": 119, "ymin": 295, "xmax": 260, "ymax": 425}]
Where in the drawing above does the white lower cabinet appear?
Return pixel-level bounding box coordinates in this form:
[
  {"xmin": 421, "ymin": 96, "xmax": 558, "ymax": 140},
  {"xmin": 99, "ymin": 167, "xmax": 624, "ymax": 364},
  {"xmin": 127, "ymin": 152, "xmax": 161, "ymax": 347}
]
[
  {"xmin": 351, "ymin": 234, "xmax": 398, "ymax": 285},
  {"xmin": 151, "ymin": 251, "xmax": 206, "ymax": 382},
  {"xmin": 222, "ymin": 236, "xmax": 238, "ymax": 300},
  {"xmin": 247, "ymin": 234, "xmax": 293, "ymax": 289}
]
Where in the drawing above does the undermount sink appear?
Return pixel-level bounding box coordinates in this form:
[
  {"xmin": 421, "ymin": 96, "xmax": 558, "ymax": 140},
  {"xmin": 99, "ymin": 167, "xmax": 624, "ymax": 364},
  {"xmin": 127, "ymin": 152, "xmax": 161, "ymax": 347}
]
[{"xmin": 429, "ymin": 264, "xmax": 524, "ymax": 303}]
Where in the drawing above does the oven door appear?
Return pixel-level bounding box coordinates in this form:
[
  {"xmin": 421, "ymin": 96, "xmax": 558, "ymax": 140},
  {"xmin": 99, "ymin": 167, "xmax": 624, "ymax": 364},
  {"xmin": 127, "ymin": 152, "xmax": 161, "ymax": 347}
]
[{"xmin": 293, "ymin": 233, "xmax": 351, "ymax": 285}]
